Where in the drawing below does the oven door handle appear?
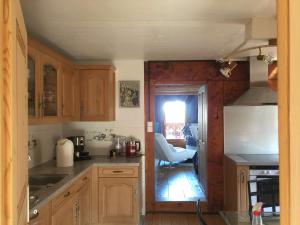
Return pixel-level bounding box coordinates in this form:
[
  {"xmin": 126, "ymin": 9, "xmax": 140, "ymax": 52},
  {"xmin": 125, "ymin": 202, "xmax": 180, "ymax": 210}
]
[{"xmin": 256, "ymin": 175, "xmax": 279, "ymax": 179}]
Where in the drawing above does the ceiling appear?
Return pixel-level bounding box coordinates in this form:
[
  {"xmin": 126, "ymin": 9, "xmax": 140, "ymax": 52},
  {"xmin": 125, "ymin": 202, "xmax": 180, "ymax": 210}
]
[{"xmin": 20, "ymin": 0, "xmax": 276, "ymax": 61}]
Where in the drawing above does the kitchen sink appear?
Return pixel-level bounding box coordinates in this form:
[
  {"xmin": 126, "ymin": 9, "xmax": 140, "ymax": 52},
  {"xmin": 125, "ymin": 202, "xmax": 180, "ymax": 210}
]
[
  {"xmin": 29, "ymin": 174, "xmax": 67, "ymax": 187},
  {"xmin": 29, "ymin": 194, "xmax": 39, "ymax": 206},
  {"xmin": 29, "ymin": 186, "xmax": 42, "ymax": 192}
]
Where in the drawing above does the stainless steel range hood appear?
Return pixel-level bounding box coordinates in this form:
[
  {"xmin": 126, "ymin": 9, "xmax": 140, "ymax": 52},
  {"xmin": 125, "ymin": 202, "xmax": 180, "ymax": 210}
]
[{"xmin": 233, "ymin": 57, "xmax": 277, "ymax": 106}]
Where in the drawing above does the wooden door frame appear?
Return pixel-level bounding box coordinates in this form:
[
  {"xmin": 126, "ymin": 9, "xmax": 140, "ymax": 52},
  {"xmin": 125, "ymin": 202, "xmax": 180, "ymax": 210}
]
[
  {"xmin": 277, "ymin": 0, "xmax": 300, "ymax": 224},
  {"xmin": 0, "ymin": 1, "xmax": 3, "ymax": 223},
  {"xmin": 1, "ymin": 0, "xmax": 14, "ymax": 224},
  {"xmin": 145, "ymin": 76, "xmax": 207, "ymax": 212},
  {"xmin": 144, "ymin": 61, "xmax": 250, "ymax": 212}
]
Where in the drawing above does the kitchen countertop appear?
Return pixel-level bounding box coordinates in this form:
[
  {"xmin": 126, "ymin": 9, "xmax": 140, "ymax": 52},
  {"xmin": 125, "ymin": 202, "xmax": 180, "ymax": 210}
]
[
  {"xmin": 29, "ymin": 155, "xmax": 142, "ymax": 216},
  {"xmin": 225, "ymin": 154, "xmax": 279, "ymax": 166}
]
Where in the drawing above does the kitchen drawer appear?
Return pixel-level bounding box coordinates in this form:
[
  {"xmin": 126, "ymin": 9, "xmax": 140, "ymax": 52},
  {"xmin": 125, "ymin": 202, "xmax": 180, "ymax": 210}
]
[
  {"xmin": 52, "ymin": 170, "xmax": 91, "ymax": 213},
  {"xmin": 98, "ymin": 167, "xmax": 138, "ymax": 178}
]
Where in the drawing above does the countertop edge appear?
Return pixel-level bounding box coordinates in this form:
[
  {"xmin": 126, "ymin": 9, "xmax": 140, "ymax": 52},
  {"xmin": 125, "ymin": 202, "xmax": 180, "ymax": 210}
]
[{"xmin": 224, "ymin": 154, "xmax": 279, "ymax": 166}]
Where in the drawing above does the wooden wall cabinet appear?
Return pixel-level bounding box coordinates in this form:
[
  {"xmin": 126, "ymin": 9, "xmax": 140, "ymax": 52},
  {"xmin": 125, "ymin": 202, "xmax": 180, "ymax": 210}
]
[
  {"xmin": 61, "ymin": 65, "xmax": 79, "ymax": 121},
  {"xmin": 224, "ymin": 156, "xmax": 249, "ymax": 211},
  {"xmin": 28, "ymin": 46, "xmax": 41, "ymax": 123},
  {"xmin": 79, "ymin": 67, "xmax": 115, "ymax": 121},
  {"xmin": 40, "ymin": 54, "xmax": 61, "ymax": 122},
  {"xmin": 98, "ymin": 166, "xmax": 140, "ymax": 225},
  {"xmin": 28, "ymin": 41, "xmax": 63, "ymax": 124},
  {"xmin": 28, "ymin": 40, "xmax": 115, "ymax": 124}
]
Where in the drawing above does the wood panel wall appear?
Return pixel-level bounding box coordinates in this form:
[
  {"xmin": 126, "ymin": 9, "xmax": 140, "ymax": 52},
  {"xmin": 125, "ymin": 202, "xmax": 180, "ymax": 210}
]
[{"xmin": 144, "ymin": 60, "xmax": 250, "ymax": 212}]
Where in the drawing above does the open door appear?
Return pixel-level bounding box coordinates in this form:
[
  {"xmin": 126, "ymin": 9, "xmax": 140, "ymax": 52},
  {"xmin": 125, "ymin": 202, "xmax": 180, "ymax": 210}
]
[
  {"xmin": 198, "ymin": 85, "xmax": 208, "ymax": 195},
  {"xmin": 1, "ymin": 0, "xmax": 28, "ymax": 224}
]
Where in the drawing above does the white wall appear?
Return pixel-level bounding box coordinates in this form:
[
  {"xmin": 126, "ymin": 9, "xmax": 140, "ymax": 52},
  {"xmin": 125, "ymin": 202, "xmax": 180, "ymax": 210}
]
[
  {"xmin": 28, "ymin": 124, "xmax": 63, "ymax": 168},
  {"xmin": 224, "ymin": 106, "xmax": 278, "ymax": 154}
]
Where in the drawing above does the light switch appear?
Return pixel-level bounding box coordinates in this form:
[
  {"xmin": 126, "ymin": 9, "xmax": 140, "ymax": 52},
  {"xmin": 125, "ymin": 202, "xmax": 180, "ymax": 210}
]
[
  {"xmin": 147, "ymin": 121, "xmax": 153, "ymax": 133},
  {"xmin": 147, "ymin": 126, "xmax": 153, "ymax": 133}
]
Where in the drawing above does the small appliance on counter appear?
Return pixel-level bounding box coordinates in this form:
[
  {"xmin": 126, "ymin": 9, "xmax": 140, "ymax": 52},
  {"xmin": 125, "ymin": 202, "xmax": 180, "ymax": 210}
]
[
  {"xmin": 109, "ymin": 136, "xmax": 142, "ymax": 158},
  {"xmin": 56, "ymin": 138, "xmax": 74, "ymax": 167},
  {"xmin": 125, "ymin": 139, "xmax": 141, "ymax": 157},
  {"xmin": 67, "ymin": 136, "xmax": 91, "ymax": 161}
]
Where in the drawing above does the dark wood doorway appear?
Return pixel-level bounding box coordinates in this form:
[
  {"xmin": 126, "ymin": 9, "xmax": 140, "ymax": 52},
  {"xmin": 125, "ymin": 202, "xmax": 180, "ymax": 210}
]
[{"xmin": 144, "ymin": 61, "xmax": 250, "ymax": 213}]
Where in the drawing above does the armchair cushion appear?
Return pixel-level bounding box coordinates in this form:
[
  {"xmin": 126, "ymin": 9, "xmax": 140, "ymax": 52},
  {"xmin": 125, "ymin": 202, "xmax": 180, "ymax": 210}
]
[{"xmin": 155, "ymin": 133, "xmax": 196, "ymax": 163}]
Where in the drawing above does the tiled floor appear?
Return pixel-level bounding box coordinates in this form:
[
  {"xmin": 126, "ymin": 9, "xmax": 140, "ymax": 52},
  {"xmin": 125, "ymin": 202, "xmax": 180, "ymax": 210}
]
[
  {"xmin": 155, "ymin": 162, "xmax": 206, "ymax": 201},
  {"xmin": 144, "ymin": 213, "xmax": 226, "ymax": 225}
]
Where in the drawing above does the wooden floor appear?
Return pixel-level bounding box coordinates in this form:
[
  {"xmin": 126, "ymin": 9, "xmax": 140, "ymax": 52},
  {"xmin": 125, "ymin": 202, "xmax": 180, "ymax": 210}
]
[
  {"xmin": 144, "ymin": 213, "xmax": 226, "ymax": 225},
  {"xmin": 155, "ymin": 163, "xmax": 206, "ymax": 201}
]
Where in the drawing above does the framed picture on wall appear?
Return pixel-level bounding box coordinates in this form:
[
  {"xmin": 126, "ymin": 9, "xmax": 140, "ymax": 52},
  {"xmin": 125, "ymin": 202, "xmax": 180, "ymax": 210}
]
[{"xmin": 119, "ymin": 80, "xmax": 140, "ymax": 108}]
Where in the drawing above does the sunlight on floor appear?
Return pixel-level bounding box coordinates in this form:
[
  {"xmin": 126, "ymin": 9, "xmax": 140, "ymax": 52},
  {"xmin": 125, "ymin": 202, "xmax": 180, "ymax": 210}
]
[{"xmin": 155, "ymin": 162, "xmax": 206, "ymax": 201}]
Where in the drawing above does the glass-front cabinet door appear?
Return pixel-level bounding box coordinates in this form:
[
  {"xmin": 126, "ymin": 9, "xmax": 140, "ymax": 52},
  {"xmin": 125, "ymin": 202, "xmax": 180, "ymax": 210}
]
[
  {"xmin": 41, "ymin": 55, "xmax": 60, "ymax": 120},
  {"xmin": 28, "ymin": 47, "xmax": 40, "ymax": 123}
]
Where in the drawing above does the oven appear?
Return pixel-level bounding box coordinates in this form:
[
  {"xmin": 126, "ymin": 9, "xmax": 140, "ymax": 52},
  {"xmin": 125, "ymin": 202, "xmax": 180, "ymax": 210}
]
[{"xmin": 249, "ymin": 165, "xmax": 279, "ymax": 213}]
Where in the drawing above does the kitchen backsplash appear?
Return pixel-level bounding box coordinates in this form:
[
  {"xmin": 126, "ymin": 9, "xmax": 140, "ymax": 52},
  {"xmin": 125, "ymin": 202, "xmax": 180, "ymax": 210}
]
[
  {"xmin": 29, "ymin": 122, "xmax": 145, "ymax": 167},
  {"xmin": 28, "ymin": 124, "xmax": 63, "ymax": 168},
  {"xmin": 62, "ymin": 121, "xmax": 145, "ymax": 156}
]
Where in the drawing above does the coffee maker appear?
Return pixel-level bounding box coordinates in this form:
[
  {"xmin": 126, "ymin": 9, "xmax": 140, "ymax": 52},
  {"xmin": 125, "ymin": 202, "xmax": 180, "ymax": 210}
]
[{"xmin": 67, "ymin": 136, "xmax": 91, "ymax": 160}]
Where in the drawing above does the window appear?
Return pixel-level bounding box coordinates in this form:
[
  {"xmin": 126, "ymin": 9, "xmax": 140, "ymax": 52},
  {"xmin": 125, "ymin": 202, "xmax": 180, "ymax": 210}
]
[{"xmin": 163, "ymin": 101, "xmax": 185, "ymax": 139}]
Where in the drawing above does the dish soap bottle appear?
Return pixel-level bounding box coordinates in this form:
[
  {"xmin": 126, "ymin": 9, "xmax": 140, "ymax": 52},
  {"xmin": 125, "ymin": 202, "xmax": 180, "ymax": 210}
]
[{"xmin": 252, "ymin": 202, "xmax": 263, "ymax": 225}]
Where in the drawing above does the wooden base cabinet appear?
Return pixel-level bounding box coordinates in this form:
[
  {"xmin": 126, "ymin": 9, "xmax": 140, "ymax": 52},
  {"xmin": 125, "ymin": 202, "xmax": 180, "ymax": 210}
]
[
  {"xmin": 29, "ymin": 203, "xmax": 51, "ymax": 225},
  {"xmin": 51, "ymin": 170, "xmax": 91, "ymax": 225},
  {"xmin": 98, "ymin": 178, "xmax": 139, "ymax": 225},
  {"xmin": 52, "ymin": 195, "xmax": 78, "ymax": 225},
  {"xmin": 79, "ymin": 181, "xmax": 91, "ymax": 225},
  {"xmin": 97, "ymin": 166, "xmax": 140, "ymax": 225},
  {"xmin": 224, "ymin": 156, "xmax": 249, "ymax": 211}
]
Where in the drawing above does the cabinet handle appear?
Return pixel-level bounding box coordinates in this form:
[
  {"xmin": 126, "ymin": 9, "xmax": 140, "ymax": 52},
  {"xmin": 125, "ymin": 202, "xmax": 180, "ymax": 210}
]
[
  {"xmin": 112, "ymin": 170, "xmax": 123, "ymax": 173},
  {"xmin": 64, "ymin": 191, "xmax": 71, "ymax": 198},
  {"xmin": 134, "ymin": 188, "xmax": 138, "ymax": 199},
  {"xmin": 73, "ymin": 200, "xmax": 79, "ymax": 225},
  {"xmin": 77, "ymin": 201, "xmax": 80, "ymax": 225},
  {"xmin": 80, "ymin": 105, "xmax": 83, "ymax": 115},
  {"xmin": 40, "ymin": 93, "xmax": 45, "ymax": 114},
  {"xmin": 240, "ymin": 171, "xmax": 245, "ymax": 183},
  {"xmin": 42, "ymin": 93, "xmax": 45, "ymax": 109},
  {"xmin": 38, "ymin": 94, "xmax": 43, "ymax": 115}
]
